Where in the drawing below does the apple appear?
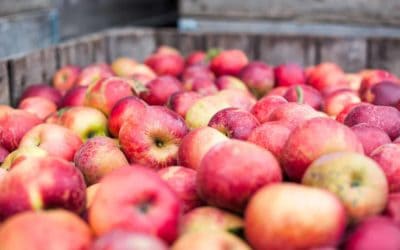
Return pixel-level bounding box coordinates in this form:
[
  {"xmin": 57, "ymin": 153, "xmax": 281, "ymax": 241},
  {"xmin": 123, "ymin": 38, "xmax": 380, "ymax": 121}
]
[
  {"xmin": 184, "ymin": 77, "xmax": 218, "ymax": 95},
  {"xmin": 215, "ymin": 75, "xmax": 248, "ymax": 91},
  {"xmin": 119, "ymin": 106, "xmax": 188, "ymax": 169},
  {"xmin": 1, "ymin": 146, "xmax": 47, "ymax": 170},
  {"xmin": 210, "ymin": 49, "xmax": 249, "ymax": 76},
  {"xmin": 336, "ymin": 102, "xmax": 369, "ymax": 123},
  {"xmin": 52, "ymin": 65, "xmax": 81, "ymax": 94},
  {"xmin": 19, "ymin": 84, "xmax": 62, "ymax": 107},
  {"xmin": 178, "ymin": 127, "xmax": 228, "ymax": 170},
  {"xmin": 145, "ymin": 47, "xmax": 185, "ymax": 77},
  {"xmin": 108, "ymin": 96, "xmax": 147, "ymax": 137},
  {"xmin": 127, "ymin": 64, "xmax": 157, "ymax": 81},
  {"xmin": 245, "ymin": 183, "xmax": 346, "ymax": 250},
  {"xmin": 186, "ymin": 51, "xmax": 206, "ymax": 66},
  {"xmin": 111, "ymin": 57, "xmax": 138, "ymax": 77},
  {"xmin": 351, "ymin": 123, "xmax": 391, "ymax": 156},
  {"xmin": 208, "ymin": 107, "xmax": 260, "ymax": 140},
  {"xmin": 303, "ymin": 152, "xmax": 388, "ymax": 222},
  {"xmin": 0, "ymin": 145, "xmax": 9, "ymax": 164},
  {"xmin": 283, "ymin": 84, "xmax": 323, "ymax": 110},
  {"xmin": 197, "ymin": 140, "xmax": 282, "ymax": 213},
  {"xmin": 217, "ymin": 89, "xmax": 256, "ymax": 111},
  {"xmin": 0, "ymin": 210, "xmax": 92, "ymax": 250},
  {"xmin": 266, "ymin": 86, "xmax": 289, "ymax": 97},
  {"xmin": 18, "ymin": 97, "xmax": 57, "ymax": 120},
  {"xmin": 307, "ymin": 62, "xmax": 346, "ymax": 92},
  {"xmin": 182, "ymin": 64, "xmax": 215, "ymax": 83},
  {"xmin": 74, "ymin": 136, "xmax": 129, "ymax": 185},
  {"xmin": 168, "ymin": 91, "xmax": 201, "ymax": 118},
  {"xmin": 370, "ymin": 81, "xmax": 400, "ymax": 106},
  {"xmin": 385, "ymin": 192, "xmax": 400, "ymax": 226},
  {"xmin": 240, "ymin": 61, "xmax": 274, "ymax": 98},
  {"xmin": 60, "ymin": 86, "xmax": 87, "ymax": 108},
  {"xmin": 274, "ymin": 63, "xmax": 306, "ymax": 87},
  {"xmin": 76, "ymin": 63, "xmax": 114, "ymax": 87},
  {"xmin": 140, "ymin": 76, "xmax": 183, "ymax": 105},
  {"xmin": 323, "ymin": 89, "xmax": 361, "ymax": 117},
  {"xmin": 0, "ymin": 156, "xmax": 86, "ymax": 220},
  {"xmin": 86, "ymin": 183, "xmax": 100, "ymax": 210},
  {"xmin": 359, "ymin": 69, "xmax": 398, "ymax": 102},
  {"xmin": 250, "ymin": 95, "xmax": 288, "ymax": 123},
  {"xmin": 89, "ymin": 166, "xmax": 181, "ymax": 244},
  {"xmin": 158, "ymin": 166, "xmax": 204, "ymax": 213},
  {"xmin": 281, "ymin": 117, "xmax": 363, "ymax": 181},
  {"xmin": 370, "ymin": 143, "xmax": 400, "ymax": 192}
]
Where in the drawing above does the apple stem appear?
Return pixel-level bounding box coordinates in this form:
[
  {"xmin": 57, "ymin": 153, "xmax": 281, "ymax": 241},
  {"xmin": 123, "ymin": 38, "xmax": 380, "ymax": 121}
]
[
  {"xmin": 295, "ymin": 86, "xmax": 304, "ymax": 104},
  {"xmin": 205, "ymin": 48, "xmax": 222, "ymax": 62}
]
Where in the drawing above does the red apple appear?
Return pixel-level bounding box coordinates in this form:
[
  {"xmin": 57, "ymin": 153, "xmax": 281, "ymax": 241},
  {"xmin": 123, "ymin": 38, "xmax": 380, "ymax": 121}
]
[
  {"xmin": 140, "ymin": 76, "xmax": 183, "ymax": 105},
  {"xmin": 250, "ymin": 95, "xmax": 288, "ymax": 123},
  {"xmin": 370, "ymin": 81, "xmax": 400, "ymax": 106},
  {"xmin": 351, "ymin": 123, "xmax": 391, "ymax": 156},
  {"xmin": 385, "ymin": 192, "xmax": 400, "ymax": 226},
  {"xmin": 210, "ymin": 49, "xmax": 249, "ymax": 76},
  {"xmin": 111, "ymin": 57, "xmax": 138, "ymax": 77},
  {"xmin": 1, "ymin": 146, "xmax": 48, "ymax": 170},
  {"xmin": 60, "ymin": 86, "xmax": 87, "ymax": 107},
  {"xmin": 240, "ymin": 61, "xmax": 274, "ymax": 98},
  {"xmin": 217, "ymin": 89, "xmax": 256, "ymax": 111},
  {"xmin": 186, "ymin": 51, "xmax": 206, "ymax": 66},
  {"xmin": 307, "ymin": 62, "xmax": 346, "ymax": 92},
  {"xmin": 145, "ymin": 47, "xmax": 185, "ymax": 77},
  {"xmin": 184, "ymin": 77, "xmax": 218, "ymax": 96},
  {"xmin": 0, "ymin": 145, "xmax": 9, "ymax": 164},
  {"xmin": 323, "ymin": 89, "xmax": 361, "ymax": 117},
  {"xmin": 19, "ymin": 84, "xmax": 62, "ymax": 107},
  {"xmin": 274, "ymin": 63, "xmax": 306, "ymax": 87},
  {"xmin": 283, "ymin": 84, "xmax": 323, "ymax": 110},
  {"xmin": 52, "ymin": 65, "xmax": 81, "ymax": 94},
  {"xmin": 336, "ymin": 102, "xmax": 369, "ymax": 123},
  {"xmin": 215, "ymin": 75, "xmax": 248, "ymax": 91},
  {"xmin": 359, "ymin": 69, "xmax": 398, "ymax": 102},
  {"xmin": 129, "ymin": 64, "xmax": 157, "ymax": 80},
  {"xmin": 182, "ymin": 64, "xmax": 215, "ymax": 83},
  {"xmin": 18, "ymin": 97, "xmax": 57, "ymax": 120},
  {"xmin": 370, "ymin": 143, "xmax": 400, "ymax": 192},
  {"xmin": 266, "ymin": 86, "xmax": 289, "ymax": 97},
  {"xmin": 168, "ymin": 91, "xmax": 201, "ymax": 118},
  {"xmin": 76, "ymin": 63, "xmax": 114, "ymax": 87}
]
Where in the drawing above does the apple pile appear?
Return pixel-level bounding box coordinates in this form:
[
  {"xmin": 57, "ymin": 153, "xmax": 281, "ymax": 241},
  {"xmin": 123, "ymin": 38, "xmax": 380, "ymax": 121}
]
[{"xmin": 0, "ymin": 45, "xmax": 400, "ymax": 250}]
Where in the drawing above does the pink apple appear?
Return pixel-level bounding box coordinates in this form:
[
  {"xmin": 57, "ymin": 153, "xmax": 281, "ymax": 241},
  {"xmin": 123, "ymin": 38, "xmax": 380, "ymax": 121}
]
[
  {"xmin": 323, "ymin": 89, "xmax": 361, "ymax": 117},
  {"xmin": 250, "ymin": 95, "xmax": 288, "ymax": 123},
  {"xmin": 307, "ymin": 62, "xmax": 346, "ymax": 92},
  {"xmin": 359, "ymin": 69, "xmax": 398, "ymax": 102},
  {"xmin": 370, "ymin": 143, "xmax": 400, "ymax": 192},
  {"xmin": 168, "ymin": 91, "xmax": 201, "ymax": 118},
  {"xmin": 210, "ymin": 49, "xmax": 249, "ymax": 76},
  {"xmin": 385, "ymin": 192, "xmax": 400, "ymax": 226},
  {"xmin": 52, "ymin": 65, "xmax": 81, "ymax": 94},
  {"xmin": 18, "ymin": 97, "xmax": 57, "ymax": 120},
  {"xmin": 182, "ymin": 64, "xmax": 215, "ymax": 83},
  {"xmin": 0, "ymin": 145, "xmax": 9, "ymax": 164},
  {"xmin": 185, "ymin": 51, "xmax": 207, "ymax": 66},
  {"xmin": 60, "ymin": 86, "xmax": 87, "ymax": 107},
  {"xmin": 111, "ymin": 57, "xmax": 138, "ymax": 77},
  {"xmin": 274, "ymin": 63, "xmax": 306, "ymax": 87},
  {"xmin": 283, "ymin": 84, "xmax": 323, "ymax": 110},
  {"xmin": 19, "ymin": 84, "xmax": 62, "ymax": 107},
  {"xmin": 215, "ymin": 75, "xmax": 248, "ymax": 91},
  {"xmin": 145, "ymin": 47, "xmax": 185, "ymax": 77},
  {"xmin": 140, "ymin": 76, "xmax": 183, "ymax": 105},
  {"xmin": 184, "ymin": 77, "xmax": 218, "ymax": 96},
  {"xmin": 266, "ymin": 86, "xmax": 289, "ymax": 97},
  {"xmin": 76, "ymin": 63, "xmax": 114, "ymax": 87},
  {"xmin": 240, "ymin": 61, "xmax": 274, "ymax": 98},
  {"xmin": 1, "ymin": 146, "xmax": 48, "ymax": 170},
  {"xmin": 351, "ymin": 123, "xmax": 391, "ymax": 155}
]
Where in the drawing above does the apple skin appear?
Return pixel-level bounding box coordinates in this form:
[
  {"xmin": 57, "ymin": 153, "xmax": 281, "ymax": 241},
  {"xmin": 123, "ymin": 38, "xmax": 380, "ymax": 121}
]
[
  {"xmin": 215, "ymin": 75, "xmax": 246, "ymax": 91},
  {"xmin": 0, "ymin": 145, "xmax": 9, "ymax": 164},
  {"xmin": 0, "ymin": 156, "xmax": 86, "ymax": 220},
  {"xmin": 359, "ymin": 69, "xmax": 398, "ymax": 102},
  {"xmin": 19, "ymin": 123, "xmax": 82, "ymax": 161},
  {"xmin": 185, "ymin": 51, "xmax": 207, "ymax": 66},
  {"xmin": 283, "ymin": 84, "xmax": 323, "ymax": 110},
  {"xmin": 208, "ymin": 107, "xmax": 260, "ymax": 140},
  {"xmin": 0, "ymin": 109, "xmax": 42, "ymax": 152},
  {"xmin": 250, "ymin": 95, "xmax": 288, "ymax": 123},
  {"xmin": 210, "ymin": 49, "xmax": 249, "ymax": 77},
  {"xmin": 18, "ymin": 97, "xmax": 57, "ymax": 120},
  {"xmin": 92, "ymin": 230, "xmax": 168, "ymax": 250},
  {"xmin": 182, "ymin": 64, "xmax": 215, "ymax": 83},
  {"xmin": 108, "ymin": 96, "xmax": 147, "ymax": 138},
  {"xmin": 281, "ymin": 117, "xmax": 364, "ymax": 181},
  {"xmin": 323, "ymin": 89, "xmax": 361, "ymax": 117},
  {"xmin": 119, "ymin": 106, "xmax": 188, "ymax": 169},
  {"xmin": 52, "ymin": 65, "xmax": 81, "ymax": 94},
  {"xmin": 266, "ymin": 86, "xmax": 289, "ymax": 97},
  {"xmin": 274, "ymin": 63, "xmax": 306, "ymax": 87},
  {"xmin": 245, "ymin": 183, "xmax": 347, "ymax": 250},
  {"xmin": 178, "ymin": 127, "xmax": 228, "ymax": 170},
  {"xmin": 370, "ymin": 143, "xmax": 400, "ymax": 192},
  {"xmin": 158, "ymin": 166, "xmax": 204, "ymax": 213},
  {"xmin": 76, "ymin": 63, "xmax": 114, "ymax": 87},
  {"xmin": 240, "ymin": 61, "xmax": 274, "ymax": 98},
  {"xmin": 111, "ymin": 57, "xmax": 137, "ymax": 77},
  {"xmin": 344, "ymin": 104, "xmax": 400, "ymax": 140},
  {"xmin": 89, "ymin": 166, "xmax": 181, "ymax": 244},
  {"xmin": 307, "ymin": 62, "xmax": 346, "ymax": 92},
  {"xmin": 19, "ymin": 84, "xmax": 62, "ymax": 107},
  {"xmin": 344, "ymin": 216, "xmax": 400, "ymax": 250},
  {"xmin": 74, "ymin": 136, "xmax": 129, "ymax": 185},
  {"xmin": 302, "ymin": 152, "xmax": 388, "ymax": 222},
  {"xmin": 217, "ymin": 89, "xmax": 256, "ymax": 111},
  {"xmin": 60, "ymin": 86, "xmax": 87, "ymax": 108},
  {"xmin": 168, "ymin": 91, "xmax": 201, "ymax": 118},
  {"xmin": 1, "ymin": 146, "xmax": 47, "ymax": 170},
  {"xmin": 370, "ymin": 81, "xmax": 400, "ymax": 106},
  {"xmin": 197, "ymin": 140, "xmax": 282, "ymax": 213},
  {"xmin": 0, "ymin": 210, "xmax": 92, "ymax": 250},
  {"xmin": 385, "ymin": 192, "xmax": 400, "ymax": 226},
  {"xmin": 351, "ymin": 123, "xmax": 391, "ymax": 156},
  {"xmin": 140, "ymin": 76, "xmax": 183, "ymax": 105},
  {"xmin": 145, "ymin": 49, "xmax": 185, "ymax": 77},
  {"xmin": 336, "ymin": 102, "xmax": 369, "ymax": 123},
  {"xmin": 85, "ymin": 76, "xmax": 135, "ymax": 116},
  {"xmin": 184, "ymin": 77, "xmax": 218, "ymax": 96}
]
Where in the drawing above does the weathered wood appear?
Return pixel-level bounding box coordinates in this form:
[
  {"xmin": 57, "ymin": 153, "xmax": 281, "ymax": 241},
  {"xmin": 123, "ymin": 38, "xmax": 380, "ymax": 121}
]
[
  {"xmin": 0, "ymin": 0, "xmax": 53, "ymax": 16},
  {"xmin": 156, "ymin": 29, "xmax": 179, "ymax": 48},
  {"xmin": 0, "ymin": 60, "xmax": 10, "ymax": 105},
  {"xmin": 258, "ymin": 36, "xmax": 316, "ymax": 66},
  {"xmin": 205, "ymin": 33, "xmax": 257, "ymax": 60},
  {"xmin": 368, "ymin": 38, "xmax": 400, "ymax": 75},
  {"xmin": 106, "ymin": 28, "xmax": 157, "ymax": 62}
]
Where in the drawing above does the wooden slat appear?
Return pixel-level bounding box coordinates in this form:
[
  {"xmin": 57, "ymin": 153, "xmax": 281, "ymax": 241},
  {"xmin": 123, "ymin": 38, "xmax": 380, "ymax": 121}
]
[
  {"xmin": 368, "ymin": 38, "xmax": 400, "ymax": 75},
  {"xmin": 258, "ymin": 35, "xmax": 316, "ymax": 66},
  {"xmin": 0, "ymin": 0, "xmax": 52, "ymax": 16},
  {"xmin": 177, "ymin": 33, "xmax": 206, "ymax": 56},
  {"xmin": 156, "ymin": 29, "xmax": 179, "ymax": 48},
  {"xmin": 205, "ymin": 33, "xmax": 257, "ymax": 60},
  {"xmin": 0, "ymin": 60, "xmax": 10, "ymax": 105}
]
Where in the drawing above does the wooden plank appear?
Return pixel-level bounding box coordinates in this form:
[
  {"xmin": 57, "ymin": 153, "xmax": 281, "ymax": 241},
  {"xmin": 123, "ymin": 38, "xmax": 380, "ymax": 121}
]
[
  {"xmin": 0, "ymin": 60, "xmax": 10, "ymax": 105},
  {"xmin": 0, "ymin": 0, "xmax": 53, "ymax": 16},
  {"xmin": 257, "ymin": 35, "xmax": 316, "ymax": 66},
  {"xmin": 318, "ymin": 38, "xmax": 367, "ymax": 72},
  {"xmin": 106, "ymin": 28, "xmax": 157, "ymax": 63},
  {"xmin": 368, "ymin": 38, "xmax": 400, "ymax": 75},
  {"xmin": 177, "ymin": 32, "xmax": 206, "ymax": 56},
  {"xmin": 205, "ymin": 33, "xmax": 257, "ymax": 60},
  {"xmin": 156, "ymin": 29, "xmax": 179, "ymax": 48}
]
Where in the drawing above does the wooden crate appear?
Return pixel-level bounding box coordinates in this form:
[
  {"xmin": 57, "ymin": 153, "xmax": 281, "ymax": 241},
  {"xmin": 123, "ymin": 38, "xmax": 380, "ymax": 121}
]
[{"xmin": 1, "ymin": 27, "xmax": 400, "ymax": 106}]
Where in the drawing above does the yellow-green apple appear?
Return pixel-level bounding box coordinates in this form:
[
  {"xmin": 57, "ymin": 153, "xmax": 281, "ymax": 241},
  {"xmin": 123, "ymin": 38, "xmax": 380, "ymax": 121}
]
[
  {"xmin": 119, "ymin": 106, "xmax": 188, "ymax": 169},
  {"xmin": 210, "ymin": 49, "xmax": 248, "ymax": 77},
  {"xmin": 344, "ymin": 104, "xmax": 400, "ymax": 139},
  {"xmin": 197, "ymin": 140, "xmax": 282, "ymax": 213},
  {"xmin": 60, "ymin": 86, "xmax": 87, "ymax": 107},
  {"xmin": 359, "ymin": 69, "xmax": 398, "ymax": 102},
  {"xmin": 370, "ymin": 81, "xmax": 400, "ymax": 106},
  {"xmin": 184, "ymin": 77, "xmax": 218, "ymax": 95},
  {"xmin": 0, "ymin": 109, "xmax": 42, "ymax": 151},
  {"xmin": 145, "ymin": 46, "xmax": 184, "ymax": 77},
  {"xmin": 158, "ymin": 166, "xmax": 204, "ymax": 213},
  {"xmin": 281, "ymin": 117, "xmax": 363, "ymax": 181},
  {"xmin": 215, "ymin": 75, "xmax": 248, "ymax": 91},
  {"xmin": 266, "ymin": 86, "xmax": 289, "ymax": 97},
  {"xmin": 1, "ymin": 146, "xmax": 47, "ymax": 170},
  {"xmin": 344, "ymin": 216, "xmax": 400, "ymax": 250},
  {"xmin": 180, "ymin": 206, "xmax": 243, "ymax": 235},
  {"xmin": 182, "ymin": 64, "xmax": 215, "ymax": 83},
  {"xmin": 92, "ymin": 230, "xmax": 168, "ymax": 250},
  {"xmin": 302, "ymin": 152, "xmax": 388, "ymax": 222},
  {"xmin": 178, "ymin": 127, "xmax": 228, "ymax": 170},
  {"xmin": 0, "ymin": 156, "xmax": 86, "ymax": 220},
  {"xmin": 283, "ymin": 84, "xmax": 323, "ymax": 110},
  {"xmin": 111, "ymin": 57, "xmax": 137, "ymax": 77},
  {"xmin": 245, "ymin": 183, "xmax": 347, "ymax": 250},
  {"xmin": 85, "ymin": 76, "xmax": 135, "ymax": 116},
  {"xmin": 19, "ymin": 123, "xmax": 82, "ymax": 161},
  {"xmin": 0, "ymin": 209, "xmax": 92, "ymax": 250},
  {"xmin": 351, "ymin": 124, "xmax": 391, "ymax": 156},
  {"xmin": 274, "ymin": 63, "xmax": 306, "ymax": 87},
  {"xmin": 140, "ymin": 76, "xmax": 183, "ymax": 105},
  {"xmin": 89, "ymin": 166, "xmax": 181, "ymax": 244},
  {"xmin": 108, "ymin": 96, "xmax": 147, "ymax": 137},
  {"xmin": 19, "ymin": 83, "xmax": 62, "ymax": 107},
  {"xmin": 168, "ymin": 91, "xmax": 201, "ymax": 118},
  {"xmin": 74, "ymin": 136, "xmax": 129, "ymax": 185},
  {"xmin": 76, "ymin": 63, "xmax": 114, "ymax": 87},
  {"xmin": 323, "ymin": 89, "xmax": 361, "ymax": 117},
  {"xmin": 370, "ymin": 143, "xmax": 400, "ymax": 192},
  {"xmin": 240, "ymin": 61, "xmax": 274, "ymax": 98},
  {"xmin": 52, "ymin": 65, "xmax": 81, "ymax": 94},
  {"xmin": 0, "ymin": 145, "xmax": 9, "ymax": 164},
  {"xmin": 185, "ymin": 51, "xmax": 206, "ymax": 66},
  {"xmin": 307, "ymin": 62, "xmax": 346, "ymax": 92},
  {"xmin": 208, "ymin": 107, "xmax": 260, "ymax": 140},
  {"xmin": 250, "ymin": 95, "xmax": 288, "ymax": 123},
  {"xmin": 18, "ymin": 97, "xmax": 57, "ymax": 120}
]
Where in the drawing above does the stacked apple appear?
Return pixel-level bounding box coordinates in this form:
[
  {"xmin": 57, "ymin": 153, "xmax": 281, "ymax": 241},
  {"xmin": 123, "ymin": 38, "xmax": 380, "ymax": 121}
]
[{"xmin": 0, "ymin": 45, "xmax": 400, "ymax": 250}]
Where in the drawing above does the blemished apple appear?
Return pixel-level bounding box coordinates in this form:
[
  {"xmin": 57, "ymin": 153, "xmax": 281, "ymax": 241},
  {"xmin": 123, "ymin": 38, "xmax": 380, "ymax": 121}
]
[
  {"xmin": 158, "ymin": 166, "xmax": 204, "ymax": 213},
  {"xmin": 359, "ymin": 69, "xmax": 398, "ymax": 102},
  {"xmin": 0, "ymin": 156, "xmax": 86, "ymax": 220},
  {"xmin": 323, "ymin": 89, "xmax": 361, "ymax": 117},
  {"xmin": 370, "ymin": 143, "xmax": 400, "ymax": 192},
  {"xmin": 185, "ymin": 51, "xmax": 207, "ymax": 66},
  {"xmin": 178, "ymin": 127, "xmax": 228, "ymax": 170},
  {"xmin": 76, "ymin": 63, "xmax": 114, "ymax": 87},
  {"xmin": 119, "ymin": 106, "xmax": 188, "ymax": 169},
  {"xmin": 274, "ymin": 63, "xmax": 306, "ymax": 87},
  {"xmin": 18, "ymin": 97, "xmax": 57, "ymax": 120},
  {"xmin": 1, "ymin": 146, "xmax": 48, "ymax": 170},
  {"xmin": 89, "ymin": 166, "xmax": 181, "ymax": 244},
  {"xmin": 283, "ymin": 84, "xmax": 323, "ymax": 110},
  {"xmin": 250, "ymin": 95, "xmax": 288, "ymax": 123},
  {"xmin": 74, "ymin": 136, "xmax": 129, "ymax": 185},
  {"xmin": 208, "ymin": 107, "xmax": 260, "ymax": 140},
  {"xmin": 111, "ymin": 57, "xmax": 138, "ymax": 77},
  {"xmin": 92, "ymin": 230, "xmax": 168, "ymax": 250},
  {"xmin": 168, "ymin": 91, "xmax": 201, "ymax": 118},
  {"xmin": 351, "ymin": 123, "xmax": 391, "ymax": 156},
  {"xmin": 210, "ymin": 49, "xmax": 249, "ymax": 77},
  {"xmin": 108, "ymin": 96, "xmax": 147, "ymax": 137},
  {"xmin": 145, "ymin": 47, "xmax": 185, "ymax": 77},
  {"xmin": 140, "ymin": 76, "xmax": 183, "ymax": 105},
  {"xmin": 0, "ymin": 210, "xmax": 92, "ymax": 250},
  {"xmin": 344, "ymin": 216, "xmax": 400, "ymax": 250},
  {"xmin": 19, "ymin": 123, "xmax": 82, "ymax": 161},
  {"xmin": 19, "ymin": 84, "xmax": 63, "ymax": 107},
  {"xmin": 245, "ymin": 183, "xmax": 347, "ymax": 250},
  {"xmin": 180, "ymin": 206, "xmax": 244, "ymax": 235},
  {"xmin": 52, "ymin": 65, "xmax": 81, "ymax": 94},
  {"xmin": 302, "ymin": 152, "xmax": 388, "ymax": 222},
  {"xmin": 215, "ymin": 75, "xmax": 248, "ymax": 91},
  {"xmin": 60, "ymin": 86, "xmax": 87, "ymax": 108},
  {"xmin": 240, "ymin": 61, "xmax": 274, "ymax": 98},
  {"xmin": 197, "ymin": 140, "xmax": 282, "ymax": 213},
  {"xmin": 281, "ymin": 117, "xmax": 363, "ymax": 181}
]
